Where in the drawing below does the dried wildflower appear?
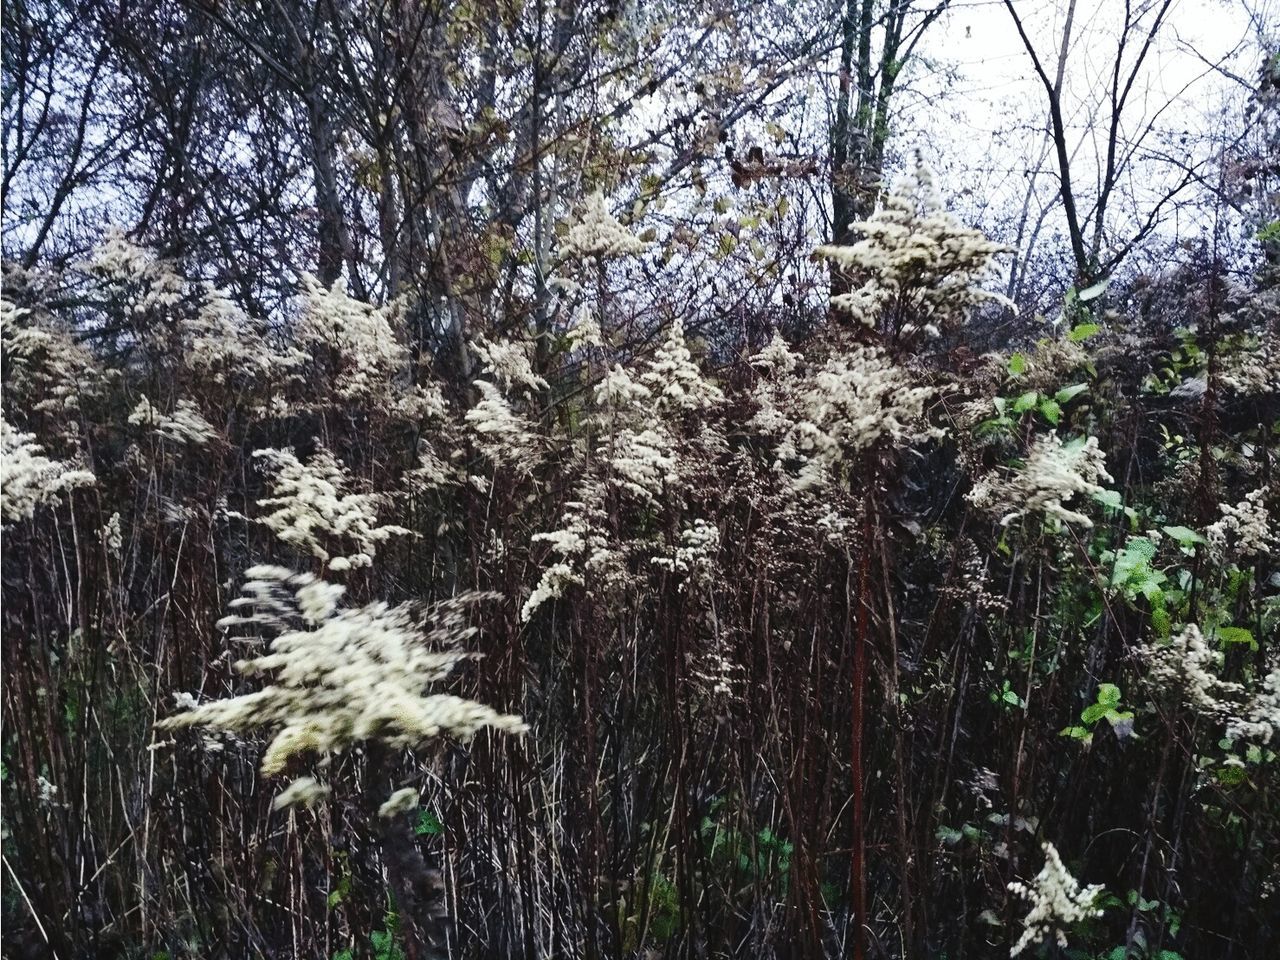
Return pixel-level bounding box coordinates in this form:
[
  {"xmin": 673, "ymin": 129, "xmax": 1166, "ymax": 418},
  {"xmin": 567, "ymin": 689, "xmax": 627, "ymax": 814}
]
[
  {"xmin": 561, "ymin": 191, "xmax": 648, "ymax": 259},
  {"xmin": 1, "ymin": 297, "xmax": 101, "ymax": 418},
  {"xmin": 748, "ymin": 333, "xmax": 799, "ymax": 376},
  {"xmin": 181, "ymin": 285, "xmax": 274, "ymax": 382},
  {"xmin": 651, "ymin": 519, "xmax": 720, "ymax": 579},
  {"xmin": 294, "ymin": 277, "xmax": 405, "ymax": 393},
  {"xmin": 272, "ymin": 776, "xmax": 330, "ymax": 811},
  {"xmin": 590, "ymin": 364, "xmax": 683, "ymax": 504},
  {"xmin": 522, "ymin": 499, "xmax": 619, "ymax": 621},
  {"xmin": 101, "ymin": 512, "xmax": 124, "ymax": 555},
  {"xmin": 1227, "ymin": 665, "xmax": 1280, "ymax": 745},
  {"xmin": 1220, "ymin": 332, "xmax": 1280, "ymax": 396},
  {"xmin": 471, "ymin": 335, "xmax": 548, "ymax": 395},
  {"xmin": 465, "ymin": 381, "xmax": 539, "ymax": 468},
  {"xmin": 85, "ymin": 230, "xmax": 186, "ymax": 314},
  {"xmin": 639, "ymin": 320, "xmax": 723, "ymax": 412},
  {"xmin": 159, "ymin": 567, "xmax": 526, "ymax": 799},
  {"xmin": 816, "ymin": 165, "xmax": 1011, "ymax": 336},
  {"xmin": 1, "ymin": 417, "xmax": 95, "ymax": 524},
  {"xmin": 253, "ymin": 447, "xmax": 409, "ymax": 570},
  {"xmin": 1143, "ymin": 624, "xmax": 1245, "ymax": 718},
  {"xmin": 773, "ymin": 345, "xmax": 939, "ymax": 491},
  {"xmin": 378, "ymin": 787, "xmax": 420, "ymax": 818},
  {"xmin": 970, "ymin": 433, "xmax": 1112, "ymax": 529},
  {"xmin": 128, "ymin": 395, "xmax": 219, "ymax": 445},
  {"xmin": 1206, "ymin": 488, "xmax": 1274, "ymax": 559},
  {"xmin": 1007, "ymin": 842, "xmax": 1104, "ymax": 956}
]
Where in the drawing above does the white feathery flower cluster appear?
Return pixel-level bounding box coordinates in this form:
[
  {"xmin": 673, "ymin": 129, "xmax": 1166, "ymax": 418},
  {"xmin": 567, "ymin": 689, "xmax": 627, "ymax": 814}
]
[
  {"xmin": 748, "ymin": 333, "xmax": 799, "ymax": 376},
  {"xmin": 378, "ymin": 787, "xmax": 420, "ymax": 818},
  {"xmin": 564, "ymin": 307, "xmax": 604, "ymax": 350},
  {"xmin": 816, "ymin": 166, "xmax": 1011, "ymax": 336},
  {"xmin": 592, "ymin": 364, "xmax": 680, "ymax": 504},
  {"xmin": 1007, "ymin": 842, "xmax": 1104, "ymax": 956},
  {"xmin": 1206, "ymin": 488, "xmax": 1274, "ymax": 559},
  {"xmin": 970, "ymin": 434, "xmax": 1112, "ymax": 529},
  {"xmin": 1143, "ymin": 626, "xmax": 1278, "ymax": 747},
  {"xmin": 471, "ymin": 335, "xmax": 549, "ymax": 395},
  {"xmin": 85, "ymin": 230, "xmax": 186, "ymax": 314},
  {"xmin": 522, "ymin": 562, "xmax": 581, "ymax": 623},
  {"xmin": 181, "ymin": 286, "xmax": 274, "ymax": 381},
  {"xmin": 773, "ymin": 345, "xmax": 938, "ymax": 491},
  {"xmin": 101, "ymin": 512, "xmax": 123, "ymax": 555},
  {"xmin": 2, "ymin": 297, "xmax": 100, "ymax": 416},
  {"xmin": 1144, "ymin": 624, "xmax": 1244, "ymax": 718},
  {"xmin": 651, "ymin": 519, "xmax": 720, "ymax": 578},
  {"xmin": 1, "ymin": 417, "xmax": 95, "ymax": 524},
  {"xmin": 159, "ymin": 567, "xmax": 526, "ymax": 802},
  {"xmin": 561, "ymin": 191, "xmax": 649, "ymax": 259},
  {"xmin": 37, "ymin": 775, "xmax": 59, "ymax": 807},
  {"xmin": 693, "ymin": 647, "xmax": 744, "ymax": 698},
  {"xmin": 522, "ymin": 500, "xmax": 619, "ymax": 621},
  {"xmin": 128, "ymin": 395, "xmax": 218, "ymax": 445},
  {"xmin": 253, "ymin": 448, "xmax": 409, "ymax": 570},
  {"xmin": 1227, "ymin": 665, "xmax": 1280, "ymax": 745},
  {"xmin": 1220, "ymin": 332, "xmax": 1279, "ymax": 396},
  {"xmin": 639, "ymin": 320, "xmax": 724, "ymax": 412},
  {"xmin": 272, "ymin": 776, "xmax": 330, "ymax": 811},
  {"xmin": 465, "ymin": 381, "xmax": 539, "ymax": 468},
  {"xmin": 293, "ymin": 277, "xmax": 409, "ymax": 403}
]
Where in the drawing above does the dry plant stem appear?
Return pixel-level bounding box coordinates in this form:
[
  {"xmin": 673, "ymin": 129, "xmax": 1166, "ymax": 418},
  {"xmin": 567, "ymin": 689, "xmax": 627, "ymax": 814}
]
[{"xmin": 850, "ymin": 493, "xmax": 873, "ymax": 960}]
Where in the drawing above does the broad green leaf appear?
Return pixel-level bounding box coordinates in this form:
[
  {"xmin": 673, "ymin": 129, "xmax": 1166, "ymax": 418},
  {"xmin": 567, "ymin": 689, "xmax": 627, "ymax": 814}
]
[
  {"xmin": 414, "ymin": 810, "xmax": 444, "ymax": 836},
  {"xmin": 1008, "ymin": 352, "xmax": 1027, "ymax": 376},
  {"xmin": 1081, "ymin": 703, "xmax": 1109, "ymax": 725},
  {"xmin": 1054, "ymin": 383, "xmax": 1089, "ymax": 404},
  {"xmin": 1217, "ymin": 764, "xmax": 1246, "ymax": 786},
  {"xmin": 1012, "ymin": 390, "xmax": 1039, "ymax": 413},
  {"xmin": 1097, "ymin": 683, "xmax": 1121, "ymax": 705},
  {"xmin": 1038, "ymin": 398, "xmax": 1062, "ymax": 425},
  {"xmin": 935, "ymin": 825, "xmax": 963, "ymax": 846},
  {"xmin": 1161, "ymin": 525, "xmax": 1205, "ymax": 546},
  {"xmin": 1069, "ymin": 322, "xmax": 1101, "ymax": 342},
  {"xmin": 1215, "ymin": 626, "xmax": 1256, "ymax": 649}
]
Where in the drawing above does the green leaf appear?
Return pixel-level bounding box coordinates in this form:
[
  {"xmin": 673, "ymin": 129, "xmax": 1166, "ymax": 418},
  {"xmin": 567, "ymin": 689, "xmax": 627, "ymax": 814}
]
[
  {"xmin": 1161, "ymin": 525, "xmax": 1205, "ymax": 546},
  {"xmin": 1215, "ymin": 626, "xmax": 1256, "ymax": 649},
  {"xmin": 1081, "ymin": 703, "xmax": 1109, "ymax": 725},
  {"xmin": 414, "ymin": 810, "xmax": 444, "ymax": 836},
  {"xmin": 1038, "ymin": 398, "xmax": 1062, "ymax": 425},
  {"xmin": 935, "ymin": 825, "xmax": 963, "ymax": 846},
  {"xmin": 1069, "ymin": 322, "xmax": 1101, "ymax": 342},
  {"xmin": 1217, "ymin": 764, "xmax": 1247, "ymax": 786},
  {"xmin": 1097, "ymin": 683, "xmax": 1121, "ymax": 706},
  {"xmin": 1054, "ymin": 383, "xmax": 1089, "ymax": 404},
  {"xmin": 1092, "ymin": 489, "xmax": 1125, "ymax": 512},
  {"xmin": 1060, "ymin": 725, "xmax": 1091, "ymax": 740},
  {"xmin": 1012, "ymin": 390, "xmax": 1039, "ymax": 413},
  {"xmin": 1008, "ymin": 352, "xmax": 1027, "ymax": 376}
]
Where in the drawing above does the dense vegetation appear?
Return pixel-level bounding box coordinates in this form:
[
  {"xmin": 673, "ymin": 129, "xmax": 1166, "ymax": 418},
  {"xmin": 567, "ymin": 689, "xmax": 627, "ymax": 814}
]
[{"xmin": 2, "ymin": 2, "xmax": 1277, "ymax": 959}]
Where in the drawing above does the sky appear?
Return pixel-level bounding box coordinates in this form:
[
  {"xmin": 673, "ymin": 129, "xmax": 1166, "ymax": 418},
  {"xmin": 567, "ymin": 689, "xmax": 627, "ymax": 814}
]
[{"xmin": 886, "ymin": 0, "xmax": 1277, "ymax": 291}]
